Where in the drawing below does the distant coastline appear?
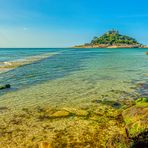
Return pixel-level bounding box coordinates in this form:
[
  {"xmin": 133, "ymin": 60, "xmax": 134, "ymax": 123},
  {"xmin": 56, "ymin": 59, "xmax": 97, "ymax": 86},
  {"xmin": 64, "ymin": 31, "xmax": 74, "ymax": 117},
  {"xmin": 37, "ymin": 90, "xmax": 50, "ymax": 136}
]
[{"xmin": 74, "ymin": 30, "xmax": 148, "ymax": 48}]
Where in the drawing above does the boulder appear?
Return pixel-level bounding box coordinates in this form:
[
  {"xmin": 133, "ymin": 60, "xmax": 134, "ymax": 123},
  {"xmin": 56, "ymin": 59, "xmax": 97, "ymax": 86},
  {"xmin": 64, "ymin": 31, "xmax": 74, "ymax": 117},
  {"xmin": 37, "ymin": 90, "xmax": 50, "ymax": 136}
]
[
  {"xmin": 122, "ymin": 103, "xmax": 148, "ymax": 138},
  {"xmin": 122, "ymin": 99, "xmax": 148, "ymax": 147}
]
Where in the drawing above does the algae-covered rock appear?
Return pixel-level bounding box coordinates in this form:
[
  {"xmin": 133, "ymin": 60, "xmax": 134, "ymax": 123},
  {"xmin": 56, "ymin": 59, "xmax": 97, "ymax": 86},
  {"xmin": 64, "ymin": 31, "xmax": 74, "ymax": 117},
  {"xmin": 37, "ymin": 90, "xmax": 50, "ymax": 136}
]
[
  {"xmin": 112, "ymin": 102, "xmax": 122, "ymax": 108},
  {"xmin": 136, "ymin": 97, "xmax": 148, "ymax": 104},
  {"xmin": 0, "ymin": 106, "xmax": 9, "ymax": 111},
  {"xmin": 92, "ymin": 98, "xmax": 123, "ymax": 109},
  {"xmin": 122, "ymin": 99, "xmax": 148, "ymax": 147},
  {"xmin": 38, "ymin": 142, "xmax": 52, "ymax": 148},
  {"xmin": 62, "ymin": 107, "xmax": 89, "ymax": 117},
  {"xmin": 106, "ymin": 133, "xmax": 130, "ymax": 148},
  {"xmin": 132, "ymin": 131, "xmax": 148, "ymax": 148},
  {"xmin": 50, "ymin": 110, "xmax": 70, "ymax": 118},
  {"xmin": 143, "ymin": 98, "xmax": 148, "ymax": 102},
  {"xmin": 0, "ymin": 84, "xmax": 11, "ymax": 90},
  {"xmin": 122, "ymin": 103, "xmax": 148, "ymax": 138}
]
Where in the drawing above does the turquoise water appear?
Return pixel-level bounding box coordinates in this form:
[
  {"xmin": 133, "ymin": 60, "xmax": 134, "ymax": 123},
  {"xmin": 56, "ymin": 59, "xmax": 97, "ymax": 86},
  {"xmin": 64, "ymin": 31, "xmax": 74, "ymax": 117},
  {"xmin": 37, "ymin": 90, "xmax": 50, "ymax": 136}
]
[
  {"xmin": 0, "ymin": 48, "xmax": 60, "ymax": 62},
  {"xmin": 0, "ymin": 48, "xmax": 148, "ymax": 108}
]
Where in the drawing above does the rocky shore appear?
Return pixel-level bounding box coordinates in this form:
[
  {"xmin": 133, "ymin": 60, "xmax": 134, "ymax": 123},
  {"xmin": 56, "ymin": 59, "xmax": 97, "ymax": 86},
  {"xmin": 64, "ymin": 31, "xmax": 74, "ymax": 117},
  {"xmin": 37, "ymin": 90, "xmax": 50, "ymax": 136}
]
[
  {"xmin": 0, "ymin": 96, "xmax": 147, "ymax": 148},
  {"xmin": 74, "ymin": 44, "xmax": 145, "ymax": 49}
]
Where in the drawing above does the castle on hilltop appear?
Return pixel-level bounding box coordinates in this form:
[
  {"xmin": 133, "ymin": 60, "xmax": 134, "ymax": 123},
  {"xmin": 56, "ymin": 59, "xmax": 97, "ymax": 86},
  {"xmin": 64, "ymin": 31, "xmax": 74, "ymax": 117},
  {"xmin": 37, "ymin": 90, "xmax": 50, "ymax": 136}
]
[{"xmin": 106, "ymin": 29, "xmax": 119, "ymax": 35}]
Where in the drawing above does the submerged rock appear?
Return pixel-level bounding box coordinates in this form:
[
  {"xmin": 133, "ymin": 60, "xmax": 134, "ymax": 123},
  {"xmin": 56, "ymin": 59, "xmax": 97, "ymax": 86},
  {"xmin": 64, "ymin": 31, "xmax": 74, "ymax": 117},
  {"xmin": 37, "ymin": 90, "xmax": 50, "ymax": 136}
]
[
  {"xmin": 92, "ymin": 98, "xmax": 122, "ymax": 109},
  {"xmin": 50, "ymin": 110, "xmax": 70, "ymax": 118},
  {"xmin": 0, "ymin": 106, "xmax": 9, "ymax": 113},
  {"xmin": 38, "ymin": 142, "xmax": 52, "ymax": 148},
  {"xmin": 62, "ymin": 107, "xmax": 89, "ymax": 117},
  {"xmin": 91, "ymin": 99, "xmax": 102, "ymax": 103},
  {"xmin": 112, "ymin": 102, "xmax": 122, "ymax": 108},
  {"xmin": 0, "ymin": 84, "xmax": 11, "ymax": 90},
  {"xmin": 0, "ymin": 106, "xmax": 8, "ymax": 110}
]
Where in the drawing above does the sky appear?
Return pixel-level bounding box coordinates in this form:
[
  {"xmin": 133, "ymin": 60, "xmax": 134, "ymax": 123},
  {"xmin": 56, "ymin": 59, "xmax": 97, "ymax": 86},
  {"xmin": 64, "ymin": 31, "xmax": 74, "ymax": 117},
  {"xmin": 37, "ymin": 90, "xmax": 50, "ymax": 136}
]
[{"xmin": 0, "ymin": 0, "xmax": 148, "ymax": 47}]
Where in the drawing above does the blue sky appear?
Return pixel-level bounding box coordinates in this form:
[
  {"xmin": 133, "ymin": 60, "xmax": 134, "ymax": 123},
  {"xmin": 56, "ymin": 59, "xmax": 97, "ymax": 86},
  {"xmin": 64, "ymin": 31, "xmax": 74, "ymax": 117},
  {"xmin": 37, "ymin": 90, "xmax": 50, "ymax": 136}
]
[{"xmin": 0, "ymin": 0, "xmax": 148, "ymax": 47}]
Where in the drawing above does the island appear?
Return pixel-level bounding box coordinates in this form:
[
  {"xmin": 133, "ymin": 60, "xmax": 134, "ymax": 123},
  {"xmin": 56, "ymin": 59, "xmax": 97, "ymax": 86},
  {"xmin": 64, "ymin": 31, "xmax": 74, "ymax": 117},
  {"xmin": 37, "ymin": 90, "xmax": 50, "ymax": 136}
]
[{"xmin": 74, "ymin": 30, "xmax": 146, "ymax": 48}]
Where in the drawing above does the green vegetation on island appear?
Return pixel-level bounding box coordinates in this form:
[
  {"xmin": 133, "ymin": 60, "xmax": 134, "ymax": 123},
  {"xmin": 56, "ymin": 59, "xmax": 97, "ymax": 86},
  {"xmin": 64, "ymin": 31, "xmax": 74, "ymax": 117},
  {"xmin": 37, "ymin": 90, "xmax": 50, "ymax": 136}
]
[{"xmin": 75, "ymin": 30, "xmax": 144, "ymax": 48}]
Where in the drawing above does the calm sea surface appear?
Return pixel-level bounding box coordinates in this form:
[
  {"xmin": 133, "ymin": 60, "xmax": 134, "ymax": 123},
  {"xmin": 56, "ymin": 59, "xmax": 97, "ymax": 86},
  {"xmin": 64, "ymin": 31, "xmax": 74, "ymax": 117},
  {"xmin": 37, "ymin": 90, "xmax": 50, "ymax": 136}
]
[{"xmin": 0, "ymin": 48, "xmax": 148, "ymax": 109}]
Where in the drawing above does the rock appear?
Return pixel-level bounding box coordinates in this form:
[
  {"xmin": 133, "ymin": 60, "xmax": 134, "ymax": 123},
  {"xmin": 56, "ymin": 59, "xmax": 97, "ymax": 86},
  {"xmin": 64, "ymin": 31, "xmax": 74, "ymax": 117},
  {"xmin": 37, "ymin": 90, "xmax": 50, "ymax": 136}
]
[
  {"xmin": 0, "ymin": 106, "xmax": 8, "ymax": 111},
  {"xmin": 106, "ymin": 133, "xmax": 130, "ymax": 148},
  {"xmin": 38, "ymin": 142, "xmax": 52, "ymax": 148},
  {"xmin": 122, "ymin": 104, "xmax": 148, "ymax": 138},
  {"xmin": 111, "ymin": 102, "xmax": 122, "ymax": 109},
  {"xmin": 136, "ymin": 97, "xmax": 148, "ymax": 103},
  {"xmin": 5, "ymin": 84, "xmax": 11, "ymax": 88},
  {"xmin": 132, "ymin": 131, "xmax": 148, "ymax": 148},
  {"xmin": 123, "ymin": 98, "xmax": 148, "ymax": 135},
  {"xmin": 0, "ymin": 106, "xmax": 9, "ymax": 112},
  {"xmin": 50, "ymin": 110, "xmax": 70, "ymax": 118},
  {"xmin": 143, "ymin": 98, "xmax": 148, "ymax": 102},
  {"xmin": 92, "ymin": 99, "xmax": 122, "ymax": 109},
  {"xmin": 91, "ymin": 99, "xmax": 102, "ymax": 103},
  {"xmin": 35, "ymin": 106, "xmax": 46, "ymax": 113},
  {"xmin": 0, "ymin": 84, "xmax": 11, "ymax": 90},
  {"xmin": 63, "ymin": 107, "xmax": 89, "ymax": 117},
  {"xmin": 74, "ymin": 110, "xmax": 89, "ymax": 116},
  {"xmin": 144, "ymin": 74, "xmax": 148, "ymax": 76},
  {"xmin": 146, "ymin": 51, "xmax": 148, "ymax": 55}
]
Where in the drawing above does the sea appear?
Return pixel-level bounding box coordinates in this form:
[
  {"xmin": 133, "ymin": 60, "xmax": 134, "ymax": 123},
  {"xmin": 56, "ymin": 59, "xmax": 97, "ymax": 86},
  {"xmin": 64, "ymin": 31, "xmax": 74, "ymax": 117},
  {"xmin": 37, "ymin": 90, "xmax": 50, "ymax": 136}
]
[
  {"xmin": 0, "ymin": 48, "xmax": 148, "ymax": 109},
  {"xmin": 0, "ymin": 48, "xmax": 148, "ymax": 147}
]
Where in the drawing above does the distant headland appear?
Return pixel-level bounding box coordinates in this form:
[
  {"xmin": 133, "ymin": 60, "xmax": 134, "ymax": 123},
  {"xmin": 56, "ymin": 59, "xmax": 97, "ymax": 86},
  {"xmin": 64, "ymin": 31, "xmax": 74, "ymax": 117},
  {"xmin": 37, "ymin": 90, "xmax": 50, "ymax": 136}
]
[{"xmin": 74, "ymin": 30, "xmax": 147, "ymax": 48}]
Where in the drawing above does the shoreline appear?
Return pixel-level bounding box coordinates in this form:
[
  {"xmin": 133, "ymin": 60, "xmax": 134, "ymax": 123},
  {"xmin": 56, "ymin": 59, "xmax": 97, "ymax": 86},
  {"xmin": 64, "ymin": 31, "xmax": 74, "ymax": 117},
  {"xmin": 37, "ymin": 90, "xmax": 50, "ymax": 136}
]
[{"xmin": 73, "ymin": 45, "xmax": 148, "ymax": 49}]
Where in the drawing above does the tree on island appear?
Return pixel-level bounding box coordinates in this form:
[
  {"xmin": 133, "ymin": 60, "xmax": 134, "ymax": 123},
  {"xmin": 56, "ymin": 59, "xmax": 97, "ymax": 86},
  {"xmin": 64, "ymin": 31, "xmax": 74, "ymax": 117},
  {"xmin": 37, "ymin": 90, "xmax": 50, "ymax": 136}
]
[{"xmin": 90, "ymin": 30, "xmax": 141, "ymax": 46}]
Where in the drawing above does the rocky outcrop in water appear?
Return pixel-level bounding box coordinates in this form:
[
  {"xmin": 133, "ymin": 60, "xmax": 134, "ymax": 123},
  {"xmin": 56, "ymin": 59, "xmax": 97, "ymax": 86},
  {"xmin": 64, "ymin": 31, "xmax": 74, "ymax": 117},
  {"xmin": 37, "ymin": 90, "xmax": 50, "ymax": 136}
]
[{"xmin": 0, "ymin": 84, "xmax": 11, "ymax": 90}]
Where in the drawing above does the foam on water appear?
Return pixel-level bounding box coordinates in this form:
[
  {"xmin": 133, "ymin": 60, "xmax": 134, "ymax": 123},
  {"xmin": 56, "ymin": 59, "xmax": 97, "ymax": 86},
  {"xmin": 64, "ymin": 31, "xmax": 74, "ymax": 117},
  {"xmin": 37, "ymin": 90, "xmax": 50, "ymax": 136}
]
[{"xmin": 0, "ymin": 48, "xmax": 62, "ymax": 73}]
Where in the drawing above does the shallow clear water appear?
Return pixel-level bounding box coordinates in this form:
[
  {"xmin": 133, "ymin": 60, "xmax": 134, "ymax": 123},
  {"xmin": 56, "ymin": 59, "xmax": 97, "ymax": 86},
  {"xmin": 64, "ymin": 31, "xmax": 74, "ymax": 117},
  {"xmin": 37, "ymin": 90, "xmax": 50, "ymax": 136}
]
[{"xmin": 0, "ymin": 48, "xmax": 148, "ymax": 109}]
